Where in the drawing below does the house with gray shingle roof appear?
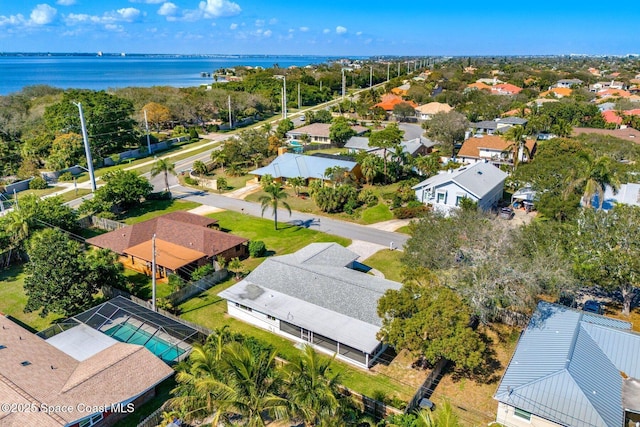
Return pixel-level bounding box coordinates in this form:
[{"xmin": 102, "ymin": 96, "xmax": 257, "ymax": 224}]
[
  {"xmin": 412, "ymin": 161, "xmax": 507, "ymax": 215},
  {"xmin": 218, "ymin": 243, "xmax": 402, "ymax": 368},
  {"xmin": 495, "ymin": 301, "xmax": 640, "ymax": 427}
]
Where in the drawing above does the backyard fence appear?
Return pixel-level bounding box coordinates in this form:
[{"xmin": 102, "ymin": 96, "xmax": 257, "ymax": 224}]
[
  {"xmin": 405, "ymin": 358, "xmax": 449, "ymax": 413},
  {"xmin": 137, "ymin": 403, "xmax": 168, "ymax": 427},
  {"xmin": 166, "ymin": 269, "xmax": 229, "ymax": 305},
  {"xmin": 78, "ymin": 215, "xmax": 126, "ymax": 232}
]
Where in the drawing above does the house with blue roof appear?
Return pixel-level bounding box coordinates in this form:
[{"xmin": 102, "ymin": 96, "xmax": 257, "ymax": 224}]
[
  {"xmin": 249, "ymin": 152, "xmax": 361, "ymax": 184},
  {"xmin": 494, "ymin": 301, "xmax": 640, "ymax": 427},
  {"xmin": 412, "ymin": 161, "xmax": 507, "ymax": 215}
]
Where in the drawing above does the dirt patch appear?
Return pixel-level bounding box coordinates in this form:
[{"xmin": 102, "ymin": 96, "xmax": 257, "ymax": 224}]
[
  {"xmin": 430, "ymin": 323, "xmax": 521, "ymax": 426},
  {"xmin": 370, "ymin": 348, "xmax": 431, "ymax": 395}
]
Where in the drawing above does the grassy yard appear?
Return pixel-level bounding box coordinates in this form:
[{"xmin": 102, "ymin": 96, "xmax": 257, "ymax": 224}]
[
  {"xmin": 360, "ymin": 203, "xmax": 393, "ymax": 224},
  {"xmin": 0, "ymin": 264, "xmax": 64, "ymax": 332},
  {"xmin": 120, "ymin": 199, "xmax": 201, "ymax": 225},
  {"xmin": 207, "ymin": 210, "xmax": 351, "ymax": 253},
  {"xmin": 123, "ymin": 269, "xmax": 173, "ymax": 299},
  {"xmin": 363, "ymin": 249, "xmax": 405, "ymax": 283}
]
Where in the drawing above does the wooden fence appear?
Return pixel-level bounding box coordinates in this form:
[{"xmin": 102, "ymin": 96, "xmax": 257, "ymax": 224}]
[
  {"xmin": 78, "ymin": 215, "xmax": 126, "ymax": 232},
  {"xmin": 166, "ymin": 269, "xmax": 229, "ymax": 305},
  {"xmin": 405, "ymin": 358, "xmax": 449, "ymax": 413}
]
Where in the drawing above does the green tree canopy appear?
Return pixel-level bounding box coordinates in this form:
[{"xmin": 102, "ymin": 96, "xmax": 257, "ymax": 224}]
[
  {"xmin": 423, "ymin": 110, "xmax": 468, "ymax": 158},
  {"xmin": 329, "ymin": 117, "xmax": 356, "ymax": 147},
  {"xmin": 377, "ymin": 272, "xmax": 485, "ymax": 370},
  {"xmin": 24, "ymin": 229, "xmax": 124, "ymax": 317},
  {"xmin": 79, "ymin": 169, "xmax": 152, "ymax": 215}
]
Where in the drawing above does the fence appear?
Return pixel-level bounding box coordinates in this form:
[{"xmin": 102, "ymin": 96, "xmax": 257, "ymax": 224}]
[
  {"xmin": 3, "ymin": 177, "xmax": 34, "ymax": 194},
  {"xmin": 166, "ymin": 269, "xmax": 229, "ymax": 305},
  {"xmin": 78, "ymin": 215, "xmax": 126, "ymax": 232},
  {"xmin": 137, "ymin": 403, "xmax": 168, "ymax": 427},
  {"xmin": 405, "ymin": 358, "xmax": 449, "ymax": 413}
]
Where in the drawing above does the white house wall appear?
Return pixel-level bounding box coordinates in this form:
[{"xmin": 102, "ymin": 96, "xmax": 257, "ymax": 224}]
[
  {"xmin": 226, "ymin": 302, "xmax": 371, "ymax": 369},
  {"xmin": 496, "ymin": 402, "xmax": 562, "ymax": 427}
]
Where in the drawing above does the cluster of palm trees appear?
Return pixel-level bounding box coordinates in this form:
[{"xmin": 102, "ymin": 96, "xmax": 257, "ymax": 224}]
[{"xmin": 169, "ymin": 327, "xmax": 350, "ymax": 426}]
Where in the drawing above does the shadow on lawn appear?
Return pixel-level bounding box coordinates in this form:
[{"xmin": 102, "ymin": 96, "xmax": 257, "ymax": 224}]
[{"xmin": 180, "ymin": 296, "xmax": 226, "ymax": 314}]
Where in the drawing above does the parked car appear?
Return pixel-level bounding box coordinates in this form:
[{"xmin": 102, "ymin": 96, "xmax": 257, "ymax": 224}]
[
  {"xmin": 499, "ymin": 206, "xmax": 515, "ymax": 219},
  {"xmin": 583, "ymin": 300, "xmax": 604, "ymax": 315}
]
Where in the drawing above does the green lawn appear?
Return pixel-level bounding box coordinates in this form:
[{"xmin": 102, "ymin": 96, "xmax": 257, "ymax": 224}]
[
  {"xmin": 395, "ymin": 225, "xmax": 411, "ymax": 235},
  {"xmin": 206, "ymin": 210, "xmax": 351, "ymax": 253},
  {"xmin": 363, "ymin": 249, "xmax": 405, "ymax": 283},
  {"xmin": 0, "ymin": 264, "xmax": 64, "ymax": 332},
  {"xmin": 360, "ymin": 203, "xmax": 393, "ymax": 224},
  {"xmin": 124, "ymin": 269, "xmax": 173, "ymax": 299},
  {"xmin": 120, "ymin": 199, "xmax": 201, "ymax": 225}
]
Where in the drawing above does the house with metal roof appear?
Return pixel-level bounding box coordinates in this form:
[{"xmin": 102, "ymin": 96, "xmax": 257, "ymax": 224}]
[
  {"xmin": 249, "ymin": 152, "xmax": 361, "ymax": 184},
  {"xmin": 217, "ymin": 243, "xmax": 402, "ymax": 368},
  {"xmin": 412, "ymin": 161, "xmax": 507, "ymax": 214},
  {"xmin": 344, "ymin": 136, "xmax": 435, "ymax": 157},
  {"xmin": 494, "ymin": 301, "xmax": 640, "ymax": 427}
]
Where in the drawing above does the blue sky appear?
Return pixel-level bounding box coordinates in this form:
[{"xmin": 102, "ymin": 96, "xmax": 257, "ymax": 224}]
[{"xmin": 1, "ymin": 1, "xmax": 639, "ymax": 56}]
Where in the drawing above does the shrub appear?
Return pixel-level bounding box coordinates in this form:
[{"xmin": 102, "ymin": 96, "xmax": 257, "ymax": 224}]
[
  {"xmin": 248, "ymin": 240, "xmax": 266, "ymax": 257},
  {"xmin": 358, "ymin": 189, "xmax": 378, "ymax": 207},
  {"xmin": 191, "ymin": 264, "xmax": 214, "ymax": 281},
  {"xmin": 29, "ymin": 176, "xmax": 48, "ymax": 189},
  {"xmin": 184, "ymin": 176, "xmax": 199, "ymax": 186},
  {"xmin": 207, "ymin": 124, "xmax": 219, "ymax": 132},
  {"xmin": 109, "ymin": 154, "xmax": 120, "ymax": 165},
  {"xmin": 58, "ymin": 171, "xmax": 74, "ymax": 181},
  {"xmin": 393, "ymin": 205, "xmax": 430, "ymax": 219},
  {"xmin": 146, "ymin": 191, "xmax": 172, "ymax": 201},
  {"xmin": 168, "ymin": 274, "xmax": 185, "ymax": 292},
  {"xmin": 406, "ymin": 200, "xmax": 423, "ymax": 208},
  {"xmin": 189, "ymin": 127, "xmax": 199, "ymax": 140}
]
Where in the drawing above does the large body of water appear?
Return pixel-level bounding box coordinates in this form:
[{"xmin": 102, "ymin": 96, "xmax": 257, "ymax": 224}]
[{"xmin": 0, "ymin": 53, "xmax": 347, "ymax": 95}]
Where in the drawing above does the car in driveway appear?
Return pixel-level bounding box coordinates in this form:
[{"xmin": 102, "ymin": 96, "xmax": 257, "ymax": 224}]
[{"xmin": 583, "ymin": 300, "xmax": 604, "ymax": 315}]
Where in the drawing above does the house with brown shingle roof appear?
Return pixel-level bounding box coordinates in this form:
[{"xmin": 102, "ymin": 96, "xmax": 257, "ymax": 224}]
[
  {"xmin": 457, "ymin": 134, "xmax": 536, "ymax": 165},
  {"xmin": 0, "ymin": 314, "xmax": 174, "ymax": 427},
  {"xmin": 86, "ymin": 211, "xmax": 248, "ymax": 279},
  {"xmin": 572, "ymin": 127, "xmax": 640, "ymax": 143}
]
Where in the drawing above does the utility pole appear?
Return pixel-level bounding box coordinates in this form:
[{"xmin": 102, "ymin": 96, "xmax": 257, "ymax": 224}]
[
  {"xmin": 370, "ymin": 65, "xmax": 373, "ymax": 88},
  {"xmin": 283, "ymin": 76, "xmax": 287, "ymax": 120},
  {"xmin": 151, "ymin": 233, "xmax": 157, "ymax": 312},
  {"xmin": 341, "ymin": 69, "xmax": 346, "ymax": 100},
  {"xmin": 387, "ymin": 62, "xmax": 390, "ymax": 81},
  {"xmin": 228, "ymin": 95, "xmax": 233, "ymax": 129},
  {"xmin": 397, "ymin": 62, "xmax": 400, "ymax": 77},
  {"xmin": 73, "ymin": 102, "xmax": 96, "ymax": 192},
  {"xmin": 143, "ymin": 109, "xmax": 152, "ymax": 155},
  {"xmin": 298, "ymin": 82, "xmax": 301, "ymax": 109}
]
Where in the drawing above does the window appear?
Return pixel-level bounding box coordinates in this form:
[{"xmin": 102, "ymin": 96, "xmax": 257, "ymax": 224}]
[
  {"xmin": 267, "ymin": 315, "xmax": 276, "ymax": 321},
  {"xmin": 235, "ymin": 303, "xmax": 252, "ymax": 312},
  {"xmin": 514, "ymin": 407, "xmax": 531, "ymax": 421},
  {"xmin": 79, "ymin": 413, "xmax": 103, "ymax": 427},
  {"xmin": 455, "ymin": 195, "xmax": 465, "ymax": 206},
  {"xmin": 436, "ymin": 192, "xmax": 446, "ymax": 204}
]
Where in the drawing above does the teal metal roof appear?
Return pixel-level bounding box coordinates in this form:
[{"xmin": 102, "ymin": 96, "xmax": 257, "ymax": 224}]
[{"xmin": 495, "ymin": 301, "xmax": 638, "ymax": 427}]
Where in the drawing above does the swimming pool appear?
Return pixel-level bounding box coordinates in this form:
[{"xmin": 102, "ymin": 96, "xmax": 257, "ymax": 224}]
[{"xmin": 104, "ymin": 321, "xmax": 186, "ymax": 363}]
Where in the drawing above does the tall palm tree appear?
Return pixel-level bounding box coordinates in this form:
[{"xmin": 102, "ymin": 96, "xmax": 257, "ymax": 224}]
[
  {"xmin": 360, "ymin": 155, "xmax": 379, "ymax": 185},
  {"xmin": 259, "ymin": 183, "xmax": 291, "ymax": 230},
  {"xmin": 210, "ymin": 150, "xmax": 228, "ymax": 173},
  {"xmin": 289, "ymin": 176, "xmax": 306, "ymax": 197},
  {"xmin": 284, "ymin": 345, "xmax": 342, "ymax": 426},
  {"xmin": 502, "ymin": 125, "xmax": 531, "ymax": 170},
  {"xmin": 4, "ymin": 209, "xmax": 31, "ymax": 266},
  {"xmin": 150, "ymin": 157, "xmax": 176, "ymax": 193},
  {"xmin": 564, "ymin": 152, "xmax": 620, "ymax": 209}
]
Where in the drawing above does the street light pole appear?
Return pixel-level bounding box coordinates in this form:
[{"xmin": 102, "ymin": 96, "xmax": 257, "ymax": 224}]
[
  {"xmin": 341, "ymin": 69, "xmax": 346, "ymax": 100},
  {"xmin": 143, "ymin": 109, "xmax": 152, "ymax": 155},
  {"xmin": 73, "ymin": 102, "xmax": 97, "ymax": 192},
  {"xmin": 228, "ymin": 95, "xmax": 233, "ymax": 129},
  {"xmin": 151, "ymin": 233, "xmax": 157, "ymax": 312},
  {"xmin": 283, "ymin": 76, "xmax": 287, "ymax": 120},
  {"xmin": 370, "ymin": 65, "xmax": 373, "ymax": 88},
  {"xmin": 387, "ymin": 62, "xmax": 390, "ymax": 82}
]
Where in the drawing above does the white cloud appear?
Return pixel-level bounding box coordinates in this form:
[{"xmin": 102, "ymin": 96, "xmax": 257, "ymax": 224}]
[
  {"xmin": 323, "ymin": 28, "xmax": 330, "ymax": 34},
  {"xmin": 158, "ymin": 2, "xmax": 178, "ymax": 16},
  {"xmin": 129, "ymin": 0, "xmax": 164, "ymax": 3},
  {"xmin": 299, "ymin": 26, "xmax": 308, "ymax": 32},
  {"xmin": 255, "ymin": 19, "xmax": 264, "ymax": 27},
  {"xmin": 116, "ymin": 7, "xmax": 141, "ymax": 21},
  {"xmin": 335, "ymin": 25, "xmax": 347, "ymax": 34},
  {"xmin": 263, "ymin": 29, "xmax": 272, "ymax": 37},
  {"xmin": 30, "ymin": 4, "xmax": 57, "ymax": 25},
  {"xmin": 229, "ymin": 22, "xmax": 238, "ymax": 30},
  {"xmin": 0, "ymin": 14, "xmax": 26, "ymax": 27},
  {"xmin": 268, "ymin": 18, "xmax": 277, "ymax": 25},
  {"xmin": 198, "ymin": 0, "xmax": 241, "ymax": 18},
  {"xmin": 56, "ymin": 0, "xmax": 76, "ymax": 5}
]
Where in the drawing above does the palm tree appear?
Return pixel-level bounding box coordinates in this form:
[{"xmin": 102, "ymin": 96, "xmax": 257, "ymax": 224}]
[
  {"xmin": 216, "ymin": 342, "xmax": 289, "ymax": 427},
  {"xmin": 360, "ymin": 155, "xmax": 379, "ymax": 185},
  {"xmin": 227, "ymin": 257, "xmax": 244, "ymax": 280},
  {"xmin": 150, "ymin": 157, "xmax": 176, "ymax": 193},
  {"xmin": 502, "ymin": 125, "xmax": 531, "ymax": 170},
  {"xmin": 210, "ymin": 150, "xmax": 228, "ymax": 173},
  {"xmin": 289, "ymin": 176, "xmax": 306, "ymax": 197},
  {"xmin": 414, "ymin": 154, "xmax": 440, "ymax": 178},
  {"xmin": 192, "ymin": 160, "xmax": 208, "ymax": 176},
  {"xmin": 259, "ymin": 183, "xmax": 291, "ymax": 230},
  {"xmin": 4, "ymin": 209, "xmax": 31, "ymax": 266},
  {"xmin": 284, "ymin": 345, "xmax": 342, "ymax": 426},
  {"xmin": 564, "ymin": 152, "xmax": 620, "ymax": 209}
]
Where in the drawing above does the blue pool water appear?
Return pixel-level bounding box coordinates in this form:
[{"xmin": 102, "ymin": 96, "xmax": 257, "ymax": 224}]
[{"xmin": 104, "ymin": 322, "xmax": 185, "ymax": 363}]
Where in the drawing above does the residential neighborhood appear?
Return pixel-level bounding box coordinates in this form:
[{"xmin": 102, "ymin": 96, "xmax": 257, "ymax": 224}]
[{"xmin": 2, "ymin": 53, "xmax": 640, "ymax": 427}]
